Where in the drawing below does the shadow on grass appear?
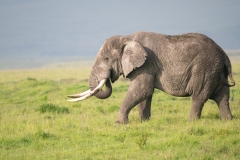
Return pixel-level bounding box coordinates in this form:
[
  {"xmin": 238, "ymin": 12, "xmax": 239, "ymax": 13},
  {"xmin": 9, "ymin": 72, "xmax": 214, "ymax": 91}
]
[{"xmin": 39, "ymin": 103, "xmax": 69, "ymax": 114}]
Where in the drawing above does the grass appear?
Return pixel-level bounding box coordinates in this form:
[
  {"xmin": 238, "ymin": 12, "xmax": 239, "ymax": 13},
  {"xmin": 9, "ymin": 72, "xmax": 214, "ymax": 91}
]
[{"xmin": 0, "ymin": 62, "xmax": 240, "ymax": 159}]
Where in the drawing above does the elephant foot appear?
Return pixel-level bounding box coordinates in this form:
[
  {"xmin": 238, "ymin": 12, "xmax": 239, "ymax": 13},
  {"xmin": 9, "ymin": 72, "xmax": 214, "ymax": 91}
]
[
  {"xmin": 189, "ymin": 112, "xmax": 201, "ymax": 121},
  {"xmin": 220, "ymin": 114, "xmax": 233, "ymax": 120},
  {"xmin": 189, "ymin": 116, "xmax": 200, "ymax": 122},
  {"xmin": 115, "ymin": 118, "xmax": 128, "ymax": 124},
  {"xmin": 116, "ymin": 112, "xmax": 129, "ymax": 124},
  {"xmin": 140, "ymin": 116, "xmax": 150, "ymax": 122}
]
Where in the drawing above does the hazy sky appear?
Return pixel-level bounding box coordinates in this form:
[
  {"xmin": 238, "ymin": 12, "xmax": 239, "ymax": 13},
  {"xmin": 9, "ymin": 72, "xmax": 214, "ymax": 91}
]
[{"xmin": 0, "ymin": 0, "xmax": 240, "ymax": 66}]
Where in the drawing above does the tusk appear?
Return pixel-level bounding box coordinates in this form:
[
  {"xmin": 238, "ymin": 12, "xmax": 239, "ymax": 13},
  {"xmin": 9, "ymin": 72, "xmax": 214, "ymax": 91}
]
[
  {"xmin": 67, "ymin": 89, "xmax": 91, "ymax": 98},
  {"xmin": 68, "ymin": 79, "xmax": 107, "ymax": 102},
  {"xmin": 68, "ymin": 92, "xmax": 92, "ymax": 102}
]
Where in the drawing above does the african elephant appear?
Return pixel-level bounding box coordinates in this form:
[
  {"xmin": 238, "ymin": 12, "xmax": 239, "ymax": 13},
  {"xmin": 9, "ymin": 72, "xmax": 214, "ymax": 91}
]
[{"xmin": 68, "ymin": 31, "xmax": 235, "ymax": 124}]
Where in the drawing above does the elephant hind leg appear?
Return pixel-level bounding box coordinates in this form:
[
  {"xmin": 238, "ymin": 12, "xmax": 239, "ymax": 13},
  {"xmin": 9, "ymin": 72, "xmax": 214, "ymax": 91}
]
[
  {"xmin": 189, "ymin": 98, "xmax": 206, "ymax": 121},
  {"xmin": 211, "ymin": 86, "xmax": 233, "ymax": 120},
  {"xmin": 138, "ymin": 95, "xmax": 153, "ymax": 121}
]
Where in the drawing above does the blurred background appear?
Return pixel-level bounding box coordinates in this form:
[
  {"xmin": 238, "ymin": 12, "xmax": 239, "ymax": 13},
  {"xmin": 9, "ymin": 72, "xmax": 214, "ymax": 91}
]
[{"xmin": 0, "ymin": 0, "xmax": 240, "ymax": 70}]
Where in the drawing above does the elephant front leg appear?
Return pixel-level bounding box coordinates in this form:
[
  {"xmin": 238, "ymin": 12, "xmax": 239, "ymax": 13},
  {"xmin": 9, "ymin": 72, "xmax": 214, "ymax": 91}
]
[
  {"xmin": 116, "ymin": 93, "xmax": 145, "ymax": 124},
  {"xmin": 138, "ymin": 95, "xmax": 153, "ymax": 121},
  {"xmin": 116, "ymin": 84, "xmax": 154, "ymax": 124}
]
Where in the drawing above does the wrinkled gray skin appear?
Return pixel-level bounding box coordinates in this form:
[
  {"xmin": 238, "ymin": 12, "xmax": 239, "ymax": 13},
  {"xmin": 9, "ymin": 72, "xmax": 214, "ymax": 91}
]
[{"xmin": 76, "ymin": 31, "xmax": 235, "ymax": 124}]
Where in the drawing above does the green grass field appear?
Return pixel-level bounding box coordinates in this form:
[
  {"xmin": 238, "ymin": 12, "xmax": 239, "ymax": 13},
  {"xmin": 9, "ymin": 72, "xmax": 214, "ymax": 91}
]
[{"xmin": 0, "ymin": 63, "xmax": 240, "ymax": 159}]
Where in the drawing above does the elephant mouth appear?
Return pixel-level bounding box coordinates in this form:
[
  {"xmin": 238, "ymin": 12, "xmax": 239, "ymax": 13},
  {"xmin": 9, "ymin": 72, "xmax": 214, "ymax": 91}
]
[{"xmin": 110, "ymin": 69, "xmax": 120, "ymax": 83}]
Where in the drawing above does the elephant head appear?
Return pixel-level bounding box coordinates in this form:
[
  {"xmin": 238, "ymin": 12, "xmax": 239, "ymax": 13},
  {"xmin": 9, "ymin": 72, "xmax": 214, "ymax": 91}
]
[{"xmin": 68, "ymin": 36, "xmax": 148, "ymax": 101}]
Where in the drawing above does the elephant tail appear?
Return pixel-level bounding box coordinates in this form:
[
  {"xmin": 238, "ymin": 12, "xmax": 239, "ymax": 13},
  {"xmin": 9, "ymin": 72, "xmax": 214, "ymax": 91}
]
[
  {"xmin": 228, "ymin": 74, "xmax": 235, "ymax": 87},
  {"xmin": 221, "ymin": 73, "xmax": 235, "ymax": 87},
  {"xmin": 221, "ymin": 53, "xmax": 235, "ymax": 87}
]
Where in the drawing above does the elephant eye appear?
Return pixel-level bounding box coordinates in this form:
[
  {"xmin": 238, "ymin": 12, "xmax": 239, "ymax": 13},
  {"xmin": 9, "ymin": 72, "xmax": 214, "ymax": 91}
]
[{"xmin": 104, "ymin": 57, "xmax": 109, "ymax": 62}]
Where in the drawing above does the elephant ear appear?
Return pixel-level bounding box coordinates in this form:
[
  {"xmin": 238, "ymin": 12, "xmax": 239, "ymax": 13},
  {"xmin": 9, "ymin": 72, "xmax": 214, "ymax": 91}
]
[{"xmin": 121, "ymin": 40, "xmax": 148, "ymax": 78}]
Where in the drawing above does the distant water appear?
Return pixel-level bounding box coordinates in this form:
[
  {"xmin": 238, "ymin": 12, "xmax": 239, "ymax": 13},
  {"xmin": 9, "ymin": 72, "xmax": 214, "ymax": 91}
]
[
  {"xmin": 0, "ymin": 55, "xmax": 94, "ymax": 70},
  {"xmin": 0, "ymin": 50, "xmax": 239, "ymax": 70}
]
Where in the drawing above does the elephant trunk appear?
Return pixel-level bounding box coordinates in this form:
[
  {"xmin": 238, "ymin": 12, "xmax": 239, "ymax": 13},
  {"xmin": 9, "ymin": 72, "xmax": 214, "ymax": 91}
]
[{"xmin": 89, "ymin": 70, "xmax": 112, "ymax": 99}]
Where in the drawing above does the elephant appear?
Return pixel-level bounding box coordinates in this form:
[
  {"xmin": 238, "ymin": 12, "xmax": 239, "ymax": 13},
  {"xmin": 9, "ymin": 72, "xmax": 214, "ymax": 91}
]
[{"xmin": 68, "ymin": 31, "xmax": 235, "ymax": 124}]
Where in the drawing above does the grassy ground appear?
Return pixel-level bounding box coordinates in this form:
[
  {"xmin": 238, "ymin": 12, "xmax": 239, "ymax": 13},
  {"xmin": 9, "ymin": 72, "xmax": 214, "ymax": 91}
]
[{"xmin": 0, "ymin": 63, "xmax": 240, "ymax": 160}]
